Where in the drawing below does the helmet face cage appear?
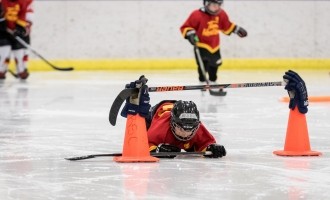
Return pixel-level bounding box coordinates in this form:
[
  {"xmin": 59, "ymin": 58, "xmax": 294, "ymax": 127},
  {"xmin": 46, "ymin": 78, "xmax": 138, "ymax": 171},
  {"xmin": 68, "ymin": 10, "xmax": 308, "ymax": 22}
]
[
  {"xmin": 170, "ymin": 101, "xmax": 201, "ymax": 141},
  {"xmin": 171, "ymin": 120, "xmax": 200, "ymax": 141},
  {"xmin": 203, "ymin": 0, "xmax": 223, "ymax": 15}
]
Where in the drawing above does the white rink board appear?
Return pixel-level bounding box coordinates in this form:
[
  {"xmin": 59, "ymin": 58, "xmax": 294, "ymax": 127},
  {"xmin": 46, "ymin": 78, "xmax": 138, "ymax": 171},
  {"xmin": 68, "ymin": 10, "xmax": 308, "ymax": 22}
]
[{"xmin": 31, "ymin": 0, "xmax": 330, "ymax": 59}]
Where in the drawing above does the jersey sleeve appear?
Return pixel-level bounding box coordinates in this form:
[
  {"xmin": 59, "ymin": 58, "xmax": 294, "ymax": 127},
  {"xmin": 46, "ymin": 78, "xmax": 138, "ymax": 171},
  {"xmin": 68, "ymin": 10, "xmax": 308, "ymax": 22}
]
[
  {"xmin": 25, "ymin": 0, "xmax": 34, "ymax": 24},
  {"xmin": 219, "ymin": 10, "xmax": 236, "ymax": 35},
  {"xmin": 16, "ymin": 0, "xmax": 33, "ymax": 27},
  {"xmin": 180, "ymin": 10, "xmax": 200, "ymax": 38}
]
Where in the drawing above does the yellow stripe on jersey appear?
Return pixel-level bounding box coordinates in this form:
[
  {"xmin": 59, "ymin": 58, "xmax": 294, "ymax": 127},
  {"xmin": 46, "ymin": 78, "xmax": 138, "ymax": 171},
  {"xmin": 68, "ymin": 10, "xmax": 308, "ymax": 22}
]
[
  {"xmin": 196, "ymin": 42, "xmax": 220, "ymax": 53},
  {"xmin": 222, "ymin": 23, "xmax": 236, "ymax": 35},
  {"xmin": 157, "ymin": 104, "xmax": 174, "ymax": 117},
  {"xmin": 181, "ymin": 27, "xmax": 194, "ymax": 38},
  {"xmin": 16, "ymin": 19, "xmax": 28, "ymax": 27}
]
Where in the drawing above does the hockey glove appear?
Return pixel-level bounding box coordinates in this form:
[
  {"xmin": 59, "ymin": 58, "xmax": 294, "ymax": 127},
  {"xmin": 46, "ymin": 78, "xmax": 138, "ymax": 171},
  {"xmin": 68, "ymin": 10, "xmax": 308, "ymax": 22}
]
[
  {"xmin": 283, "ymin": 70, "xmax": 309, "ymax": 114},
  {"xmin": 13, "ymin": 24, "xmax": 28, "ymax": 38},
  {"xmin": 233, "ymin": 25, "xmax": 247, "ymax": 38},
  {"xmin": 155, "ymin": 143, "xmax": 181, "ymax": 158},
  {"xmin": 121, "ymin": 75, "xmax": 151, "ymax": 118},
  {"xmin": 0, "ymin": 6, "xmax": 5, "ymax": 32},
  {"xmin": 0, "ymin": 17, "xmax": 6, "ymax": 32},
  {"xmin": 185, "ymin": 30, "xmax": 199, "ymax": 46},
  {"xmin": 204, "ymin": 144, "xmax": 226, "ymax": 158}
]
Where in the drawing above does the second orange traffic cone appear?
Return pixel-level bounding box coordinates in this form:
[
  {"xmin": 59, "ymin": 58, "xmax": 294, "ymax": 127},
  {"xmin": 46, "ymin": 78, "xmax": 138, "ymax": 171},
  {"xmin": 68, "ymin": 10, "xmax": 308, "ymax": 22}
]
[
  {"xmin": 114, "ymin": 114, "xmax": 159, "ymax": 163},
  {"xmin": 273, "ymin": 107, "xmax": 321, "ymax": 156}
]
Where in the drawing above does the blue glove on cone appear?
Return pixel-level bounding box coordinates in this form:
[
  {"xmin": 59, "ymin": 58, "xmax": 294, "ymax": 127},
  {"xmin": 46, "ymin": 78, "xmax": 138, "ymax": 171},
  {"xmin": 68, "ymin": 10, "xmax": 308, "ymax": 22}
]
[
  {"xmin": 121, "ymin": 75, "xmax": 151, "ymax": 118},
  {"xmin": 283, "ymin": 70, "xmax": 309, "ymax": 114}
]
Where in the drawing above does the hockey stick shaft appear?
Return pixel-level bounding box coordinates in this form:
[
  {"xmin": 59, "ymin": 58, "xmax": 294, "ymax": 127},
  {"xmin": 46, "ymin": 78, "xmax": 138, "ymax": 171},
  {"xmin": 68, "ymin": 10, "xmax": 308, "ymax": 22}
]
[
  {"xmin": 147, "ymin": 81, "xmax": 284, "ymax": 92},
  {"xmin": 195, "ymin": 47, "xmax": 208, "ymax": 85},
  {"xmin": 195, "ymin": 47, "xmax": 224, "ymax": 96},
  {"xmin": 65, "ymin": 151, "xmax": 210, "ymax": 161},
  {"xmin": 15, "ymin": 36, "xmax": 74, "ymax": 71},
  {"xmin": 8, "ymin": 69, "xmax": 18, "ymax": 78},
  {"xmin": 109, "ymin": 81, "xmax": 283, "ymax": 125},
  {"xmin": 7, "ymin": 29, "xmax": 74, "ymax": 71},
  {"xmin": 194, "ymin": 45, "xmax": 226, "ymax": 96}
]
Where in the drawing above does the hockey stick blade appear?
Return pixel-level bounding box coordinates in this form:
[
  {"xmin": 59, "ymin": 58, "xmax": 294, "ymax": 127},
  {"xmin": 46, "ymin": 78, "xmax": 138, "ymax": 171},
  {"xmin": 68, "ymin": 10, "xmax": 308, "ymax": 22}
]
[
  {"xmin": 50, "ymin": 65, "xmax": 74, "ymax": 71},
  {"xmin": 65, "ymin": 153, "xmax": 122, "ymax": 161},
  {"xmin": 65, "ymin": 151, "xmax": 211, "ymax": 161},
  {"xmin": 8, "ymin": 69, "xmax": 18, "ymax": 78},
  {"xmin": 109, "ymin": 88, "xmax": 138, "ymax": 126},
  {"xmin": 209, "ymin": 89, "xmax": 227, "ymax": 96}
]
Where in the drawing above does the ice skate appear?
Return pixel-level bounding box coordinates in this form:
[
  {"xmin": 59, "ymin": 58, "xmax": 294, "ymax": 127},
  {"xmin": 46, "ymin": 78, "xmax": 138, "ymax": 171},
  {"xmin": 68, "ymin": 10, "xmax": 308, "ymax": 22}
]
[
  {"xmin": 0, "ymin": 71, "xmax": 6, "ymax": 79},
  {"xmin": 18, "ymin": 69, "xmax": 29, "ymax": 80}
]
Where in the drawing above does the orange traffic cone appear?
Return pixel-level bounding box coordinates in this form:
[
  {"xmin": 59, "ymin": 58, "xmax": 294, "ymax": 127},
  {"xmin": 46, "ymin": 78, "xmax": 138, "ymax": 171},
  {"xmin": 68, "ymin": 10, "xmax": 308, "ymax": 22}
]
[
  {"xmin": 273, "ymin": 107, "xmax": 321, "ymax": 156},
  {"xmin": 114, "ymin": 114, "xmax": 159, "ymax": 162}
]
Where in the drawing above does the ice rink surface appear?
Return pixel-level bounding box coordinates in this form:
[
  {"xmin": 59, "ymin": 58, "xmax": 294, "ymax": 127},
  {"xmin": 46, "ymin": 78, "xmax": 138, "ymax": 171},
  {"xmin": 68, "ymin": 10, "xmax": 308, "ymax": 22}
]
[{"xmin": 0, "ymin": 70, "xmax": 329, "ymax": 200}]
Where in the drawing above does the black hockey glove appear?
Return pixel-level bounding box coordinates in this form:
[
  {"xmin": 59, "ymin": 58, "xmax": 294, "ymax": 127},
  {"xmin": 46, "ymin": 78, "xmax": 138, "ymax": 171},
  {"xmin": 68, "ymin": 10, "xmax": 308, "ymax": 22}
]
[
  {"xmin": 155, "ymin": 143, "xmax": 181, "ymax": 158},
  {"xmin": 185, "ymin": 30, "xmax": 199, "ymax": 46},
  {"xmin": 0, "ymin": 5, "xmax": 4, "ymax": 32},
  {"xmin": 13, "ymin": 24, "xmax": 27, "ymax": 38},
  {"xmin": 233, "ymin": 25, "xmax": 247, "ymax": 38},
  {"xmin": 204, "ymin": 144, "xmax": 226, "ymax": 158},
  {"xmin": 0, "ymin": 17, "xmax": 6, "ymax": 32},
  {"xmin": 120, "ymin": 75, "xmax": 151, "ymax": 118},
  {"xmin": 283, "ymin": 70, "xmax": 309, "ymax": 114}
]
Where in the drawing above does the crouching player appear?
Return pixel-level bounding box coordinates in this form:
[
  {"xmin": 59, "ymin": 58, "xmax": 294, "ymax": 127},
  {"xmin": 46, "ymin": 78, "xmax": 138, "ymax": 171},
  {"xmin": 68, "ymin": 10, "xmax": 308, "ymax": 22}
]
[{"xmin": 120, "ymin": 76, "xmax": 226, "ymax": 158}]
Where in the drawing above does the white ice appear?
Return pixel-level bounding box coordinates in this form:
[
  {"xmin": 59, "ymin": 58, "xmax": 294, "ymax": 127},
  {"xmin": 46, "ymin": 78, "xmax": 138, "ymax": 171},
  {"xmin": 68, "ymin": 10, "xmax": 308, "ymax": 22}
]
[{"xmin": 0, "ymin": 70, "xmax": 329, "ymax": 200}]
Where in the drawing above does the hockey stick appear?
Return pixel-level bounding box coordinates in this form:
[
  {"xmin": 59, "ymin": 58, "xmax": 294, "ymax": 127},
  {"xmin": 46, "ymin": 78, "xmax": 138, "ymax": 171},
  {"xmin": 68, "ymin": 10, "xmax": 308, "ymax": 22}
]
[
  {"xmin": 109, "ymin": 81, "xmax": 283, "ymax": 125},
  {"xmin": 109, "ymin": 88, "xmax": 137, "ymax": 126},
  {"xmin": 195, "ymin": 46, "xmax": 226, "ymax": 96},
  {"xmin": 8, "ymin": 69, "xmax": 18, "ymax": 78},
  {"xmin": 7, "ymin": 29, "xmax": 74, "ymax": 71},
  {"xmin": 65, "ymin": 151, "xmax": 211, "ymax": 161}
]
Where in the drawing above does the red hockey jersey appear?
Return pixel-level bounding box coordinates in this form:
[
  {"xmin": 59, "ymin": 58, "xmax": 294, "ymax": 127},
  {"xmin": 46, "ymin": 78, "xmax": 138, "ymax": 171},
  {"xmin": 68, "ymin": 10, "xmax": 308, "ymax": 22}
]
[
  {"xmin": 1, "ymin": 0, "xmax": 33, "ymax": 30},
  {"xmin": 180, "ymin": 9, "xmax": 235, "ymax": 53},
  {"xmin": 147, "ymin": 101, "xmax": 216, "ymax": 152}
]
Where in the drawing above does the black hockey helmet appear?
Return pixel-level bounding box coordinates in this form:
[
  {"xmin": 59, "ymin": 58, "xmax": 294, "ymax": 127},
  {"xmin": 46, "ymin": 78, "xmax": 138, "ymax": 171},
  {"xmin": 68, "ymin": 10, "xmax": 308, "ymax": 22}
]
[
  {"xmin": 170, "ymin": 100, "xmax": 200, "ymax": 141},
  {"xmin": 203, "ymin": 0, "xmax": 223, "ymax": 6}
]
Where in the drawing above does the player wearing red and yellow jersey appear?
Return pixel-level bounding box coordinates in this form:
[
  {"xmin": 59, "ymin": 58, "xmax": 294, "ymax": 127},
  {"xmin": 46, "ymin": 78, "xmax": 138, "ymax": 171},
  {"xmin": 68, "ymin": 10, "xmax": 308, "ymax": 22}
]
[
  {"xmin": 0, "ymin": 0, "xmax": 34, "ymax": 79},
  {"xmin": 181, "ymin": 7, "xmax": 235, "ymax": 54},
  {"xmin": 146, "ymin": 100, "xmax": 218, "ymax": 154},
  {"xmin": 121, "ymin": 76, "xmax": 227, "ymax": 158},
  {"xmin": 180, "ymin": 0, "xmax": 247, "ymax": 94}
]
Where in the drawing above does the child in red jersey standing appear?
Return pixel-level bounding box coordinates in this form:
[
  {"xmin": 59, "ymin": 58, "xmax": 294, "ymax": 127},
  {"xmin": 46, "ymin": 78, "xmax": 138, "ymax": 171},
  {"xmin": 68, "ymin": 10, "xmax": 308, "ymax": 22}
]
[
  {"xmin": 0, "ymin": 0, "xmax": 33, "ymax": 80},
  {"xmin": 180, "ymin": 0, "xmax": 247, "ymax": 94}
]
